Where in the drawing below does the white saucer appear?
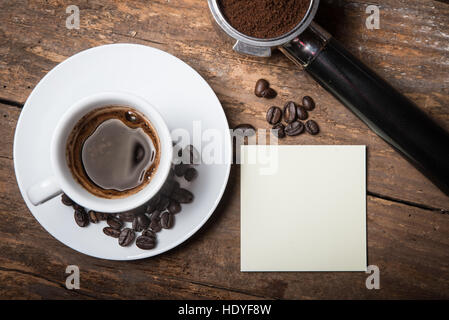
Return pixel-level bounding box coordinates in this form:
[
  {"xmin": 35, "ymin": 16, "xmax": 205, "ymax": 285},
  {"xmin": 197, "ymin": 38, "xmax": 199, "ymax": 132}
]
[{"xmin": 14, "ymin": 44, "xmax": 232, "ymax": 260}]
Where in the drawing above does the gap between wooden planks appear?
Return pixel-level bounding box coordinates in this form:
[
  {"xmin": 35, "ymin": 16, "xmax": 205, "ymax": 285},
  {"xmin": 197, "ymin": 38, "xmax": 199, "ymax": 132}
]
[
  {"xmin": 0, "ymin": 102, "xmax": 448, "ymax": 299},
  {"xmin": 0, "ymin": 0, "xmax": 448, "ymax": 208}
]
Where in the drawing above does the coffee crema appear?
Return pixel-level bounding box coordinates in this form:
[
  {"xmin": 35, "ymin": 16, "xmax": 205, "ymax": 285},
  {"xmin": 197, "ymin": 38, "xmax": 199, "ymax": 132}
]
[{"xmin": 66, "ymin": 106, "xmax": 161, "ymax": 199}]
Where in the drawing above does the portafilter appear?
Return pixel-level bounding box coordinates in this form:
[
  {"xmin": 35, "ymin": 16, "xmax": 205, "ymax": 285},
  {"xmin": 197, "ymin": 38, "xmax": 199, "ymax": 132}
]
[{"xmin": 208, "ymin": 0, "xmax": 449, "ymax": 195}]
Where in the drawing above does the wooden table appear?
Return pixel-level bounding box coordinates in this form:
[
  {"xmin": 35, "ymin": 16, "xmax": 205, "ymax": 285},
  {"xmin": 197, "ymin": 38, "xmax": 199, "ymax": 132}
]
[{"xmin": 0, "ymin": 0, "xmax": 448, "ymax": 299}]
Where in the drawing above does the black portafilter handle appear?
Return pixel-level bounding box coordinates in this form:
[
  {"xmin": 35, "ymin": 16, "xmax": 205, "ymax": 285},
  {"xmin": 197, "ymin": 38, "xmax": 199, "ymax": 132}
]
[{"xmin": 281, "ymin": 23, "xmax": 449, "ymax": 196}]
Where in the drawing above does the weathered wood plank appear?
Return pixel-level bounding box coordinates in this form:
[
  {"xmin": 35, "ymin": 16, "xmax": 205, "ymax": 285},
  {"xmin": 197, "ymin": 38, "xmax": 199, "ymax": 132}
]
[
  {"xmin": 0, "ymin": 0, "xmax": 448, "ymax": 208},
  {"xmin": 0, "ymin": 104, "xmax": 18, "ymax": 159},
  {"xmin": 0, "ymin": 152, "xmax": 448, "ymax": 299},
  {"xmin": 0, "ymin": 0, "xmax": 448, "ymax": 299}
]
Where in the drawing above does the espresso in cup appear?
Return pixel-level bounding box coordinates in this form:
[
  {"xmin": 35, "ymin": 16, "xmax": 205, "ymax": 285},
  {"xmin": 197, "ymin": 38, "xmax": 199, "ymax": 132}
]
[{"xmin": 66, "ymin": 106, "xmax": 161, "ymax": 198}]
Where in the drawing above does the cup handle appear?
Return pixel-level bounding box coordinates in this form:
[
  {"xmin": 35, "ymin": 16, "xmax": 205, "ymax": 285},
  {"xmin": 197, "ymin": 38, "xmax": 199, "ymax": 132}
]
[{"xmin": 27, "ymin": 176, "xmax": 62, "ymax": 205}]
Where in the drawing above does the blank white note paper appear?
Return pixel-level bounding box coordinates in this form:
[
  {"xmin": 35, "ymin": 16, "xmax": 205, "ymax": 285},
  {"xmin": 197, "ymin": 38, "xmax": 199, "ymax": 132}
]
[{"xmin": 241, "ymin": 145, "xmax": 367, "ymax": 272}]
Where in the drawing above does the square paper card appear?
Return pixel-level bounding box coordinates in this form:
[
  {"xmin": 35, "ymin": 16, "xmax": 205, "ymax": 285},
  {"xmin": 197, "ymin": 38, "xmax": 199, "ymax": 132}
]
[{"xmin": 241, "ymin": 145, "xmax": 367, "ymax": 272}]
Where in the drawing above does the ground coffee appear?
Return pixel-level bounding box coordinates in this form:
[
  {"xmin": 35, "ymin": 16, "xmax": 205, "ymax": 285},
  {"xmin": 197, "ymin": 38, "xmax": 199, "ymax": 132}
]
[{"xmin": 219, "ymin": 0, "xmax": 310, "ymax": 39}]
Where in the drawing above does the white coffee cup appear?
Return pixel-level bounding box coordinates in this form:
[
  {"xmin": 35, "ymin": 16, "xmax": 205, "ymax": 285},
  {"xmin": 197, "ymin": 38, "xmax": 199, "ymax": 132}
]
[{"xmin": 27, "ymin": 92, "xmax": 173, "ymax": 213}]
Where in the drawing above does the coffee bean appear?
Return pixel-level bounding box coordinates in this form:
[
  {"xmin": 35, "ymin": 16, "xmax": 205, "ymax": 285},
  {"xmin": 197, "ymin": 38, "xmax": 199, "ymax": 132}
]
[
  {"xmin": 168, "ymin": 199, "xmax": 181, "ymax": 214},
  {"xmin": 234, "ymin": 124, "xmax": 256, "ymax": 137},
  {"xmin": 117, "ymin": 211, "xmax": 136, "ymax": 222},
  {"xmin": 136, "ymin": 236, "xmax": 156, "ymax": 250},
  {"xmin": 149, "ymin": 210, "xmax": 161, "ymax": 221},
  {"xmin": 103, "ymin": 227, "xmax": 121, "ymax": 238},
  {"xmin": 184, "ymin": 168, "xmax": 198, "ymax": 181},
  {"xmin": 296, "ymin": 105, "xmax": 308, "ymax": 120},
  {"xmin": 266, "ymin": 106, "xmax": 282, "ymax": 125},
  {"xmin": 184, "ymin": 145, "xmax": 200, "ymax": 164},
  {"xmin": 156, "ymin": 195, "xmax": 170, "ymax": 211},
  {"xmin": 255, "ymin": 79, "xmax": 269, "ymax": 97},
  {"xmin": 150, "ymin": 217, "xmax": 162, "ymax": 233},
  {"xmin": 261, "ymin": 87, "xmax": 277, "ymax": 99},
  {"xmin": 302, "ymin": 96, "xmax": 315, "ymax": 111},
  {"xmin": 142, "ymin": 229, "xmax": 156, "ymax": 239},
  {"xmin": 305, "ymin": 120, "xmax": 320, "ymax": 135},
  {"xmin": 272, "ymin": 123, "xmax": 286, "ymax": 138},
  {"xmin": 160, "ymin": 179, "xmax": 179, "ymax": 197},
  {"xmin": 107, "ymin": 216, "xmax": 123, "ymax": 229},
  {"xmin": 161, "ymin": 212, "xmax": 174, "ymax": 229},
  {"xmin": 167, "ymin": 167, "xmax": 175, "ymax": 180},
  {"xmin": 118, "ymin": 228, "xmax": 135, "ymax": 247},
  {"xmin": 61, "ymin": 193, "xmax": 74, "ymax": 206},
  {"xmin": 178, "ymin": 145, "xmax": 200, "ymax": 164},
  {"xmin": 285, "ymin": 121, "xmax": 305, "ymax": 136},
  {"xmin": 283, "ymin": 101, "xmax": 297, "ymax": 123},
  {"xmin": 171, "ymin": 188, "xmax": 194, "ymax": 204},
  {"xmin": 88, "ymin": 210, "xmax": 106, "ymax": 224},
  {"xmin": 74, "ymin": 209, "xmax": 89, "ymax": 227},
  {"xmin": 146, "ymin": 194, "xmax": 161, "ymax": 213},
  {"xmin": 72, "ymin": 203, "xmax": 85, "ymax": 211},
  {"xmin": 132, "ymin": 214, "xmax": 150, "ymax": 232},
  {"xmin": 174, "ymin": 164, "xmax": 190, "ymax": 177}
]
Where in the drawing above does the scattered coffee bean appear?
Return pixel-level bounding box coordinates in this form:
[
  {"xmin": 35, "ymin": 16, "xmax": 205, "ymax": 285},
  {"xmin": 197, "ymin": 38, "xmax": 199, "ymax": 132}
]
[
  {"xmin": 74, "ymin": 209, "xmax": 89, "ymax": 227},
  {"xmin": 136, "ymin": 236, "xmax": 156, "ymax": 250},
  {"xmin": 174, "ymin": 164, "xmax": 190, "ymax": 177},
  {"xmin": 305, "ymin": 120, "xmax": 320, "ymax": 135},
  {"xmin": 255, "ymin": 79, "xmax": 269, "ymax": 97},
  {"xmin": 234, "ymin": 124, "xmax": 256, "ymax": 137},
  {"xmin": 150, "ymin": 217, "xmax": 162, "ymax": 233},
  {"xmin": 118, "ymin": 228, "xmax": 135, "ymax": 247},
  {"xmin": 167, "ymin": 199, "xmax": 181, "ymax": 214},
  {"xmin": 146, "ymin": 194, "xmax": 161, "ymax": 213},
  {"xmin": 296, "ymin": 105, "xmax": 308, "ymax": 120},
  {"xmin": 266, "ymin": 106, "xmax": 282, "ymax": 125},
  {"xmin": 261, "ymin": 87, "xmax": 277, "ymax": 99},
  {"xmin": 149, "ymin": 210, "xmax": 161, "ymax": 221},
  {"xmin": 160, "ymin": 179, "xmax": 179, "ymax": 197},
  {"xmin": 161, "ymin": 212, "xmax": 174, "ymax": 229},
  {"xmin": 283, "ymin": 101, "xmax": 297, "ymax": 123},
  {"xmin": 167, "ymin": 167, "xmax": 175, "ymax": 179},
  {"xmin": 88, "ymin": 213, "xmax": 97, "ymax": 224},
  {"xmin": 171, "ymin": 188, "xmax": 194, "ymax": 204},
  {"xmin": 103, "ymin": 227, "xmax": 121, "ymax": 238},
  {"xmin": 107, "ymin": 216, "xmax": 123, "ymax": 229},
  {"xmin": 184, "ymin": 167, "xmax": 198, "ymax": 181},
  {"xmin": 132, "ymin": 214, "xmax": 150, "ymax": 232},
  {"xmin": 156, "ymin": 195, "xmax": 170, "ymax": 211},
  {"xmin": 69, "ymin": 161, "xmax": 198, "ymax": 250},
  {"xmin": 117, "ymin": 211, "xmax": 136, "ymax": 223},
  {"xmin": 285, "ymin": 121, "xmax": 305, "ymax": 136},
  {"xmin": 142, "ymin": 229, "xmax": 156, "ymax": 239},
  {"xmin": 72, "ymin": 203, "xmax": 85, "ymax": 211},
  {"xmin": 88, "ymin": 210, "xmax": 106, "ymax": 224},
  {"xmin": 272, "ymin": 123, "xmax": 286, "ymax": 138},
  {"xmin": 302, "ymin": 96, "xmax": 315, "ymax": 111},
  {"xmin": 61, "ymin": 193, "xmax": 74, "ymax": 206},
  {"xmin": 183, "ymin": 144, "xmax": 200, "ymax": 164}
]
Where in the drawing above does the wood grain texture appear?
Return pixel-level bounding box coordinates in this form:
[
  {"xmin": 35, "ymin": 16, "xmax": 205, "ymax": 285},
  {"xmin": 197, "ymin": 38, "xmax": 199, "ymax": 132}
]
[
  {"xmin": 0, "ymin": 150, "xmax": 448, "ymax": 299},
  {"xmin": 0, "ymin": 0, "xmax": 448, "ymax": 208},
  {"xmin": 0, "ymin": 0, "xmax": 448, "ymax": 299}
]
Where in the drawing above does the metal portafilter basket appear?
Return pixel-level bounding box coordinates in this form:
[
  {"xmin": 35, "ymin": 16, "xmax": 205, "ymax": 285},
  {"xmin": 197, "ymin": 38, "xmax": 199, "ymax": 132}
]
[{"xmin": 208, "ymin": 0, "xmax": 449, "ymax": 196}]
